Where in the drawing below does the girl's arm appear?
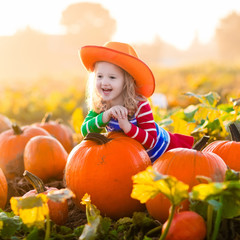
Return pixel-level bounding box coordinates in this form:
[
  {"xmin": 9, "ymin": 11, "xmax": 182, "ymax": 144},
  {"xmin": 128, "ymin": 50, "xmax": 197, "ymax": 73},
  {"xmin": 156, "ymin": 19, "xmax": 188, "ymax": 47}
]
[
  {"xmin": 81, "ymin": 110, "xmax": 108, "ymax": 137},
  {"xmin": 125, "ymin": 101, "xmax": 157, "ymax": 149}
]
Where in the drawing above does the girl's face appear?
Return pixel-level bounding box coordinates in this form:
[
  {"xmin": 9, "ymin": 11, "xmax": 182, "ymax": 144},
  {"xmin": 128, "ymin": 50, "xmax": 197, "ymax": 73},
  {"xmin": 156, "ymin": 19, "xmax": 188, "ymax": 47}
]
[{"xmin": 94, "ymin": 62, "xmax": 125, "ymax": 106}]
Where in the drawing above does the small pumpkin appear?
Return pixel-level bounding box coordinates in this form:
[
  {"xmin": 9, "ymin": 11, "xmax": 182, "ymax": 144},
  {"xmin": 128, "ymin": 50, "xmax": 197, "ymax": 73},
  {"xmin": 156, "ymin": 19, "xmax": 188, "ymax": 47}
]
[
  {"xmin": 33, "ymin": 113, "xmax": 74, "ymax": 153},
  {"xmin": 162, "ymin": 211, "xmax": 207, "ymax": 240},
  {"xmin": 146, "ymin": 136, "xmax": 227, "ymax": 223},
  {"xmin": 203, "ymin": 123, "xmax": 240, "ymax": 171},
  {"xmin": 0, "ymin": 168, "xmax": 8, "ymax": 209},
  {"xmin": 0, "ymin": 114, "xmax": 11, "ymax": 133},
  {"xmin": 24, "ymin": 135, "xmax": 68, "ymax": 182},
  {"xmin": 0, "ymin": 124, "xmax": 50, "ymax": 179},
  {"xmin": 65, "ymin": 132, "xmax": 151, "ymax": 219},
  {"xmin": 23, "ymin": 171, "xmax": 68, "ymax": 225}
]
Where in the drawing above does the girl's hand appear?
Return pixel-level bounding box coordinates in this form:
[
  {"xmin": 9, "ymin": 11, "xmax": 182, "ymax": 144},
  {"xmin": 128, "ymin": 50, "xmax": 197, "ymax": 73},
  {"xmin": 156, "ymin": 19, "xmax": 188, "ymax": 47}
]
[
  {"xmin": 102, "ymin": 106, "xmax": 131, "ymax": 133},
  {"xmin": 110, "ymin": 106, "xmax": 131, "ymax": 133},
  {"xmin": 118, "ymin": 117, "xmax": 131, "ymax": 133},
  {"xmin": 109, "ymin": 105, "xmax": 128, "ymax": 119},
  {"xmin": 102, "ymin": 105, "xmax": 128, "ymax": 123}
]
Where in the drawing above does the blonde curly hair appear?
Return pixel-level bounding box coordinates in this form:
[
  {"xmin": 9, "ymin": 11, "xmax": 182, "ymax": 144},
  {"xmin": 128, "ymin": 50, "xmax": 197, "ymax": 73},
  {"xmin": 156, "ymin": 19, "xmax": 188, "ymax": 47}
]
[{"xmin": 86, "ymin": 63, "xmax": 145, "ymax": 117}]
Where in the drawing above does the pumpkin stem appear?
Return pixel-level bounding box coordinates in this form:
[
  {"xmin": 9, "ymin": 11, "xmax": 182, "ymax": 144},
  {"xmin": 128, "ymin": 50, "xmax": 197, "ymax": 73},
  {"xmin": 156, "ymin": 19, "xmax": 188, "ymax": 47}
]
[
  {"xmin": 229, "ymin": 123, "xmax": 240, "ymax": 142},
  {"xmin": 84, "ymin": 132, "xmax": 112, "ymax": 144},
  {"xmin": 23, "ymin": 170, "xmax": 46, "ymax": 193},
  {"xmin": 12, "ymin": 123, "xmax": 23, "ymax": 135},
  {"xmin": 192, "ymin": 135, "xmax": 210, "ymax": 151},
  {"xmin": 41, "ymin": 112, "xmax": 52, "ymax": 124}
]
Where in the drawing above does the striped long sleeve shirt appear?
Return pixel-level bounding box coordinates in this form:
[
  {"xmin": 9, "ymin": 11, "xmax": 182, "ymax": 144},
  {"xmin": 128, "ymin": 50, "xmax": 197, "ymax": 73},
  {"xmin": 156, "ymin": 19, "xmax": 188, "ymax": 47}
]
[{"xmin": 81, "ymin": 101, "xmax": 158, "ymax": 150}]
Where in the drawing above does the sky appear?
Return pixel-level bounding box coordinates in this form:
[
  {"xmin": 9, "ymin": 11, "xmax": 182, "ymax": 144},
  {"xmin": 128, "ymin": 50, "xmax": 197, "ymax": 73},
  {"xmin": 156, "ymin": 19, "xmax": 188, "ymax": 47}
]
[{"xmin": 0, "ymin": 0, "xmax": 240, "ymax": 50}]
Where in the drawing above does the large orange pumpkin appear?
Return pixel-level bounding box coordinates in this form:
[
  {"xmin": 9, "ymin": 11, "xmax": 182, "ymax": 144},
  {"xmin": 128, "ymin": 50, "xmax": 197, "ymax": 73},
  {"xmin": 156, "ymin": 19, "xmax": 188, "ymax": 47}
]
[
  {"xmin": 24, "ymin": 135, "xmax": 68, "ymax": 182},
  {"xmin": 23, "ymin": 171, "xmax": 68, "ymax": 225},
  {"xmin": 0, "ymin": 114, "xmax": 11, "ymax": 133},
  {"xmin": 203, "ymin": 123, "xmax": 240, "ymax": 171},
  {"xmin": 0, "ymin": 168, "xmax": 8, "ymax": 209},
  {"xmin": 33, "ymin": 113, "xmax": 74, "ymax": 153},
  {"xmin": 65, "ymin": 132, "xmax": 151, "ymax": 219},
  {"xmin": 0, "ymin": 124, "xmax": 50, "ymax": 179},
  {"xmin": 146, "ymin": 136, "xmax": 227, "ymax": 223}
]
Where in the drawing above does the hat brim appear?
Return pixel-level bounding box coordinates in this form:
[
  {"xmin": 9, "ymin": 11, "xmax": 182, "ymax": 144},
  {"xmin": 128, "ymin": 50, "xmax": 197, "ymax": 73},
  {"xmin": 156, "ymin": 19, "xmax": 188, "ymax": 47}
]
[{"xmin": 80, "ymin": 45, "xmax": 155, "ymax": 98}]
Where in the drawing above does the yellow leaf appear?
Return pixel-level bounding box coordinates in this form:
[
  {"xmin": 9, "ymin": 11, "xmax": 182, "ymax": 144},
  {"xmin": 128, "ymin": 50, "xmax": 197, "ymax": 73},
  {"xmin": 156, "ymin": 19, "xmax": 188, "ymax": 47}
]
[
  {"xmin": 81, "ymin": 193, "xmax": 91, "ymax": 206},
  {"xmin": 131, "ymin": 166, "xmax": 189, "ymax": 205},
  {"xmin": 131, "ymin": 166, "xmax": 159, "ymax": 203},
  {"xmin": 194, "ymin": 106, "xmax": 209, "ymax": 122},
  {"xmin": 72, "ymin": 108, "xmax": 85, "ymax": 134},
  {"xmin": 171, "ymin": 116, "xmax": 196, "ymax": 135},
  {"xmin": 155, "ymin": 177, "xmax": 189, "ymax": 205},
  {"xmin": 0, "ymin": 220, "xmax": 3, "ymax": 230},
  {"xmin": 208, "ymin": 109, "xmax": 221, "ymax": 122},
  {"xmin": 10, "ymin": 194, "xmax": 49, "ymax": 228}
]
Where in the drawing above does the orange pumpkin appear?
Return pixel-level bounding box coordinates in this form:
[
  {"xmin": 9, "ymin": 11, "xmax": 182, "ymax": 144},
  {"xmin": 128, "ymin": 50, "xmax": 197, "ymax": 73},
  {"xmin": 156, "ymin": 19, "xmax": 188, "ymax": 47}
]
[
  {"xmin": 65, "ymin": 132, "xmax": 151, "ymax": 219},
  {"xmin": 0, "ymin": 114, "xmax": 11, "ymax": 133},
  {"xmin": 203, "ymin": 123, "xmax": 240, "ymax": 171},
  {"xmin": 162, "ymin": 211, "xmax": 207, "ymax": 240},
  {"xmin": 24, "ymin": 135, "xmax": 68, "ymax": 182},
  {"xmin": 33, "ymin": 113, "xmax": 74, "ymax": 153},
  {"xmin": 0, "ymin": 124, "xmax": 50, "ymax": 179},
  {"xmin": 0, "ymin": 168, "xmax": 8, "ymax": 209},
  {"xmin": 23, "ymin": 171, "xmax": 68, "ymax": 225},
  {"xmin": 146, "ymin": 136, "xmax": 227, "ymax": 223}
]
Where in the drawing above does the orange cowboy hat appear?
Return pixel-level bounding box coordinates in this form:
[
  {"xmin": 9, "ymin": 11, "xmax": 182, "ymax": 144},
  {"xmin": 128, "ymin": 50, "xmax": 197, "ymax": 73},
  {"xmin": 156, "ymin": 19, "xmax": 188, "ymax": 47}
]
[{"xmin": 79, "ymin": 41, "xmax": 155, "ymax": 98}]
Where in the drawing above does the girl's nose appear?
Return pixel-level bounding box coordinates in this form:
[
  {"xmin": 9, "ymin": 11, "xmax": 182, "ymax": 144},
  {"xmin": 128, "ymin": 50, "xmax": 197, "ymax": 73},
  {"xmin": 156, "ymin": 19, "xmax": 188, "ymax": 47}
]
[{"xmin": 102, "ymin": 77, "xmax": 109, "ymax": 85}]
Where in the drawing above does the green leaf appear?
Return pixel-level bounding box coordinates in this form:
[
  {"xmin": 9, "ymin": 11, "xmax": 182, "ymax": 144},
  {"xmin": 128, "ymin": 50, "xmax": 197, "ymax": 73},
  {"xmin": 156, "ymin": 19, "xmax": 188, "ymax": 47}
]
[
  {"xmin": 73, "ymin": 225, "xmax": 85, "ymax": 237},
  {"xmin": 98, "ymin": 217, "xmax": 112, "ymax": 236},
  {"xmin": 0, "ymin": 212, "xmax": 22, "ymax": 239},
  {"xmin": 184, "ymin": 92, "xmax": 202, "ymax": 101},
  {"xmin": 191, "ymin": 180, "xmax": 240, "ymax": 219},
  {"xmin": 225, "ymin": 169, "xmax": 240, "ymax": 181},
  {"xmin": 132, "ymin": 212, "xmax": 155, "ymax": 228},
  {"xmin": 183, "ymin": 104, "xmax": 199, "ymax": 120},
  {"xmin": 218, "ymin": 103, "xmax": 234, "ymax": 113},
  {"xmin": 25, "ymin": 227, "xmax": 41, "ymax": 240},
  {"xmin": 222, "ymin": 195, "xmax": 240, "ymax": 218},
  {"xmin": 58, "ymin": 225, "xmax": 73, "ymax": 235},
  {"xmin": 116, "ymin": 217, "xmax": 132, "ymax": 225},
  {"xmin": 184, "ymin": 91, "xmax": 220, "ymax": 107},
  {"xmin": 158, "ymin": 118, "xmax": 173, "ymax": 127},
  {"xmin": 202, "ymin": 92, "xmax": 220, "ymax": 107}
]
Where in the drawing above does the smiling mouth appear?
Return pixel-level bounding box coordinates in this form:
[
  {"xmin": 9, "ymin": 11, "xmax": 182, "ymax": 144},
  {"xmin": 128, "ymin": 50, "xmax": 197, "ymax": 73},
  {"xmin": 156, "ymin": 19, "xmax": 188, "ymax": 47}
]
[{"xmin": 102, "ymin": 88, "xmax": 112, "ymax": 93}]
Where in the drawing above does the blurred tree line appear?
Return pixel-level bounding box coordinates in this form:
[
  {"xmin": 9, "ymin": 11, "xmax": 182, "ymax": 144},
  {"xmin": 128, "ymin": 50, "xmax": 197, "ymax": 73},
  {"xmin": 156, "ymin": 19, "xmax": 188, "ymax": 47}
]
[{"xmin": 0, "ymin": 2, "xmax": 240, "ymax": 84}]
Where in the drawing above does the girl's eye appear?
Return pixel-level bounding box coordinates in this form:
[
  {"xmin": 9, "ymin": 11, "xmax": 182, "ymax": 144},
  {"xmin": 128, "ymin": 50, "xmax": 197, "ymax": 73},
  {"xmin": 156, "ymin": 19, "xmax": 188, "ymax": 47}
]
[
  {"xmin": 97, "ymin": 74, "xmax": 103, "ymax": 79},
  {"xmin": 110, "ymin": 76, "xmax": 116, "ymax": 79}
]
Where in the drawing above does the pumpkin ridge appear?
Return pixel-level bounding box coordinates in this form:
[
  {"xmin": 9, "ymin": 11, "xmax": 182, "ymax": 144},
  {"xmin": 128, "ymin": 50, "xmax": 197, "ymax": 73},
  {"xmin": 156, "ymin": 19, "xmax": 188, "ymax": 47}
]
[{"xmin": 190, "ymin": 149, "xmax": 198, "ymax": 188}]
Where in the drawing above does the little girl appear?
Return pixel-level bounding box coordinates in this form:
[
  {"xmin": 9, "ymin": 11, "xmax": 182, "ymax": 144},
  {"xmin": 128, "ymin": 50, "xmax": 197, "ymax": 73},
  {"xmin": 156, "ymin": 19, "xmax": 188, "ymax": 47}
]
[{"xmin": 79, "ymin": 41, "xmax": 194, "ymax": 163}]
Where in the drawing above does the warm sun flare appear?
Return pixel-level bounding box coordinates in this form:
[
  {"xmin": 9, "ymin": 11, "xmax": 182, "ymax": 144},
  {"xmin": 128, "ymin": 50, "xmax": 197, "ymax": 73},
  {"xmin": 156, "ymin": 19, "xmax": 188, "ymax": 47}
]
[{"xmin": 0, "ymin": 0, "xmax": 240, "ymax": 50}]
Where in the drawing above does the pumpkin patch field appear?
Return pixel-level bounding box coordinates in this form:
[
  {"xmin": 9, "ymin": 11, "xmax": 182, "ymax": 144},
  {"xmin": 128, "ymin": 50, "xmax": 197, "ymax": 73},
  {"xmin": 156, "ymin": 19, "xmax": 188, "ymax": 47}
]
[{"xmin": 1, "ymin": 64, "xmax": 240, "ymax": 240}]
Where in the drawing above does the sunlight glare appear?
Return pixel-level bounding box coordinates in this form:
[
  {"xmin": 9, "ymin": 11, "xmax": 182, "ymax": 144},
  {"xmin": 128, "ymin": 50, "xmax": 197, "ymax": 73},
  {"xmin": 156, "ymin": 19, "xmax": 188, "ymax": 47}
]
[{"xmin": 0, "ymin": 0, "xmax": 240, "ymax": 50}]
